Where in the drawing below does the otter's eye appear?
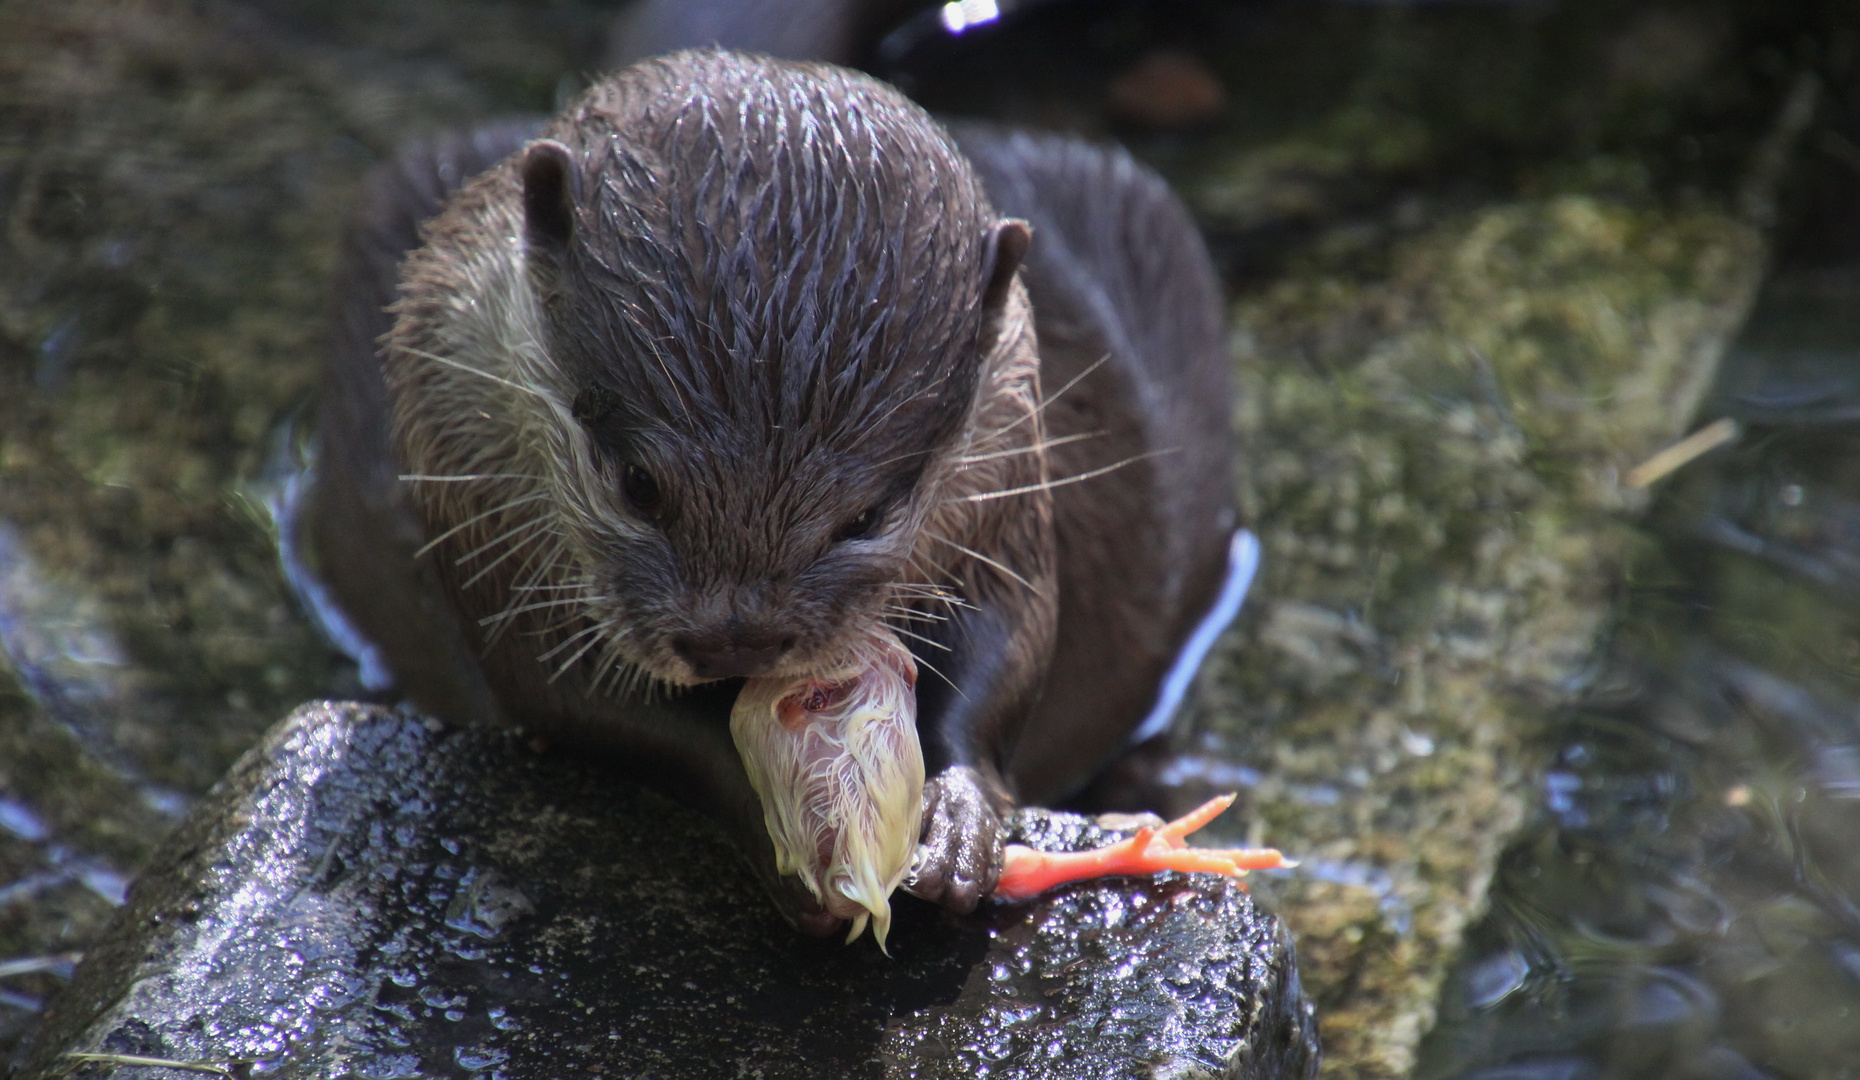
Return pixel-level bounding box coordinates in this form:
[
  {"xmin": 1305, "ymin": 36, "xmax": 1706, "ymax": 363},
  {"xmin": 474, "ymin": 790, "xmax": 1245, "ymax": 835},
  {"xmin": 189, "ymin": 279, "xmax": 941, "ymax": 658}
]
[
  {"xmin": 836, "ymin": 505, "xmax": 884, "ymax": 542},
  {"xmin": 622, "ymin": 463, "xmax": 663, "ymax": 518}
]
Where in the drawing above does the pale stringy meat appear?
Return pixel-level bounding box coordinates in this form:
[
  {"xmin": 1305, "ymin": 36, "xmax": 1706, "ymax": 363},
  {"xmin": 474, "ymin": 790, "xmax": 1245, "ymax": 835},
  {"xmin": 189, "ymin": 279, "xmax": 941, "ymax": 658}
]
[{"xmin": 732, "ymin": 630, "xmax": 923, "ymax": 951}]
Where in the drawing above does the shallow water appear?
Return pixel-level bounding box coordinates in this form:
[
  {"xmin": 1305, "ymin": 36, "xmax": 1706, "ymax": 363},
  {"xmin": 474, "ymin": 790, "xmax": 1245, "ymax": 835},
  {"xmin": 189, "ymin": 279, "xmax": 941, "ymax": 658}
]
[
  {"xmin": 1410, "ymin": 270, "xmax": 1860, "ymax": 1079},
  {"xmin": 3, "ymin": 0, "xmax": 1860, "ymax": 1076}
]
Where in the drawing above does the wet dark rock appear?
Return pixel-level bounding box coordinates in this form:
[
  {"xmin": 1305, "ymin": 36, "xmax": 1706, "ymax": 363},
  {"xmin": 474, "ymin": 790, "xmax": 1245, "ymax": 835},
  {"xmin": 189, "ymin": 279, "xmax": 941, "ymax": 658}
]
[{"xmin": 22, "ymin": 702, "xmax": 1316, "ymax": 1080}]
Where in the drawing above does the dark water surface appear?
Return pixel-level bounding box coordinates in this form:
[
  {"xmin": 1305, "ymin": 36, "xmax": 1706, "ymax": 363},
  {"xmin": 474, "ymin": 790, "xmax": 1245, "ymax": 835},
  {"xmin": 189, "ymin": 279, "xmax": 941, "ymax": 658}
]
[
  {"xmin": 1416, "ymin": 278, "xmax": 1860, "ymax": 1078},
  {"xmin": 3, "ymin": 0, "xmax": 1860, "ymax": 1076}
]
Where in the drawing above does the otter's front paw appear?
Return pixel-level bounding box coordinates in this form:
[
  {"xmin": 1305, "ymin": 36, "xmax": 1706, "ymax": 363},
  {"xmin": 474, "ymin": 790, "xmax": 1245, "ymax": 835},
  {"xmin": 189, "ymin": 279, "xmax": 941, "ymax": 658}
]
[{"xmin": 904, "ymin": 765, "xmax": 1003, "ymax": 913}]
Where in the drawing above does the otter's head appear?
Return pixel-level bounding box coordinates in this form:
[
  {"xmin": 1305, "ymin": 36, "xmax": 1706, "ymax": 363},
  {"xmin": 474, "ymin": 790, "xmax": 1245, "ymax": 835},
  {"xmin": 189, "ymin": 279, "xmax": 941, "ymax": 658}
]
[{"xmin": 511, "ymin": 52, "xmax": 1028, "ymax": 687}]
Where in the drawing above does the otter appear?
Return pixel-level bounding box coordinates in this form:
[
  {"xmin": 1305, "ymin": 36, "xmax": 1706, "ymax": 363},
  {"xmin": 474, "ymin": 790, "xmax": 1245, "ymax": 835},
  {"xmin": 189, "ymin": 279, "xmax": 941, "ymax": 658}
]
[{"xmin": 307, "ymin": 49, "xmax": 1239, "ymax": 934}]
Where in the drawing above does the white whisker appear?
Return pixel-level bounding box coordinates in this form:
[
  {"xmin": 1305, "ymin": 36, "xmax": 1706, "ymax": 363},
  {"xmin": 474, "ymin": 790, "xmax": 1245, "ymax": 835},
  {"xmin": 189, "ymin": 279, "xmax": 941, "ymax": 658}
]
[
  {"xmin": 537, "ymin": 620, "xmax": 605, "ymax": 664},
  {"xmin": 548, "ymin": 622, "xmax": 613, "ymax": 681},
  {"xmin": 982, "ymin": 354, "xmax": 1108, "ymax": 443},
  {"xmin": 412, "ymin": 492, "xmax": 549, "ymax": 559},
  {"xmin": 887, "ymin": 623, "xmax": 952, "ymax": 653},
  {"xmin": 902, "ymin": 648, "xmax": 961, "ymax": 699},
  {"xmin": 924, "ymin": 531, "xmax": 1042, "ymax": 596},
  {"xmin": 509, "ymin": 538, "xmax": 570, "ymax": 596},
  {"xmin": 882, "ymin": 603, "xmax": 948, "ymax": 624},
  {"xmin": 394, "ymin": 345, "xmax": 549, "ymax": 399},
  {"xmin": 481, "ymin": 540, "xmax": 575, "ymax": 645},
  {"xmin": 454, "ymin": 515, "xmax": 553, "ymax": 570},
  {"xmin": 460, "ymin": 528, "xmax": 557, "ymax": 592},
  {"xmin": 957, "ymin": 429, "xmax": 1102, "ymax": 465},
  {"xmin": 477, "ymin": 595, "xmax": 588, "ymax": 626},
  {"xmin": 958, "ymin": 448, "xmax": 1180, "ymax": 503},
  {"xmin": 399, "ymin": 472, "xmax": 544, "ymax": 483}
]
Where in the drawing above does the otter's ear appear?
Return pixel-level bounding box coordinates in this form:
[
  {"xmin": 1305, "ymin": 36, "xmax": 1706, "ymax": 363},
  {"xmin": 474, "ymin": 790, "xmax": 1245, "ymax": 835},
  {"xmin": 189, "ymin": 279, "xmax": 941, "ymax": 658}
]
[
  {"xmin": 519, "ymin": 140, "xmax": 577, "ymax": 257},
  {"xmin": 981, "ymin": 219, "xmax": 1032, "ymax": 313}
]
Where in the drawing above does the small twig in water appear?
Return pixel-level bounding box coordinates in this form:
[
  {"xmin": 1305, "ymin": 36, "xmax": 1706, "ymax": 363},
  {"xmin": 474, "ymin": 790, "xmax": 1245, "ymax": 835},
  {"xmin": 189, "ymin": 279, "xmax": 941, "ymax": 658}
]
[{"xmin": 1625, "ymin": 417, "xmax": 1740, "ymax": 489}]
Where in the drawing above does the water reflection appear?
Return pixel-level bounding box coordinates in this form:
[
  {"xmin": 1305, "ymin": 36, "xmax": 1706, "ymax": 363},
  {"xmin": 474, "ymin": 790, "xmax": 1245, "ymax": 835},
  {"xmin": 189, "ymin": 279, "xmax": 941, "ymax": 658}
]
[
  {"xmin": 1425, "ymin": 653, "xmax": 1860, "ymax": 1076},
  {"xmin": 1421, "ymin": 276, "xmax": 1860, "ymax": 1076}
]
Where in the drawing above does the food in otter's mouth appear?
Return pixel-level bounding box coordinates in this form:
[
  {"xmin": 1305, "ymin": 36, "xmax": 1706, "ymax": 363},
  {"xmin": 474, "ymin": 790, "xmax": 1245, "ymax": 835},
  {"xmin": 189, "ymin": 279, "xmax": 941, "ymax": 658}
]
[
  {"xmin": 731, "ymin": 631, "xmax": 925, "ymax": 951},
  {"xmin": 732, "ymin": 633, "xmax": 1290, "ymax": 950}
]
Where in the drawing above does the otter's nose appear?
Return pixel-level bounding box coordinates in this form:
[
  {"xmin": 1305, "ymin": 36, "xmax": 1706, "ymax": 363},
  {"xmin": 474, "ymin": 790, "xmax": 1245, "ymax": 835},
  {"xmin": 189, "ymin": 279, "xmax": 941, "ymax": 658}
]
[{"xmin": 673, "ymin": 629, "xmax": 795, "ymax": 680}]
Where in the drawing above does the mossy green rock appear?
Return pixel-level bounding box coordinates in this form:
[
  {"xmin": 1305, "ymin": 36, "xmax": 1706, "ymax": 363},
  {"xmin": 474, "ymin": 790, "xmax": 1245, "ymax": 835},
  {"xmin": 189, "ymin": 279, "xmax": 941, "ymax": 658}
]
[{"xmin": 1171, "ymin": 196, "xmax": 1762, "ymax": 1075}]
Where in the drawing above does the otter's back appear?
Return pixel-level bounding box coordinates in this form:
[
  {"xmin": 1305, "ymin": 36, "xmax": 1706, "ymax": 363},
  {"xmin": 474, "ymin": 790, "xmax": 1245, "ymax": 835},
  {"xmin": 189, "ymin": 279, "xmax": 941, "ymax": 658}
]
[{"xmin": 952, "ymin": 127, "xmax": 1238, "ymax": 804}]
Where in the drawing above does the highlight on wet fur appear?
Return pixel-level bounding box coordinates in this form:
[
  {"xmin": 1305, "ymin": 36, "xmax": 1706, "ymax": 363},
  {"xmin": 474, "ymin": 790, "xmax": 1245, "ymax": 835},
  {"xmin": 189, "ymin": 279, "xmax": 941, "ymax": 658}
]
[{"xmin": 730, "ymin": 629, "xmax": 924, "ymax": 950}]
